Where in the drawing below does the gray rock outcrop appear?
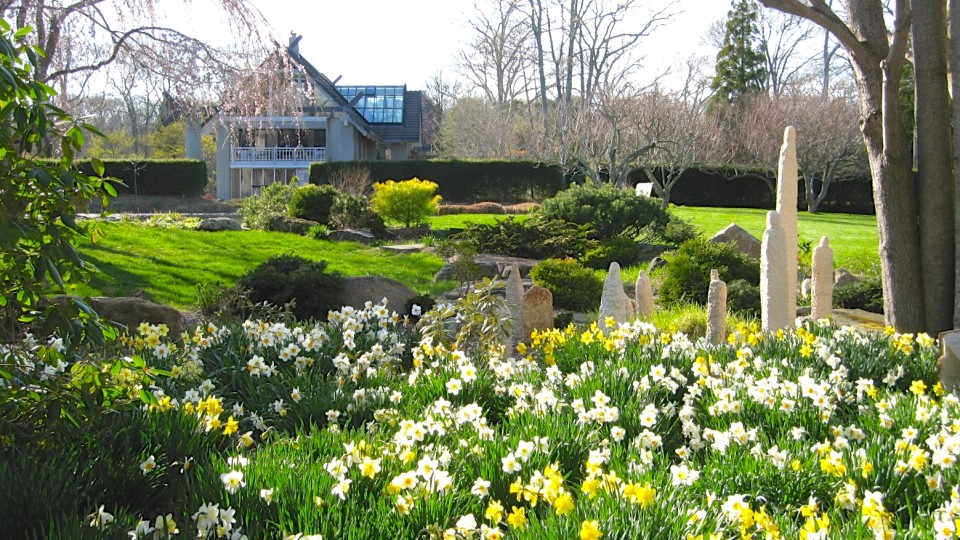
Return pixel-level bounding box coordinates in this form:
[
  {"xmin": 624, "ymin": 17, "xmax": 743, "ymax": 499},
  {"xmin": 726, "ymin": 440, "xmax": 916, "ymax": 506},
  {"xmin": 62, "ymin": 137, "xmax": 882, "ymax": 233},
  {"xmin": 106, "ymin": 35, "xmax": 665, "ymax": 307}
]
[
  {"xmin": 197, "ymin": 217, "xmax": 241, "ymax": 231},
  {"xmin": 339, "ymin": 276, "xmax": 416, "ymax": 313},
  {"xmin": 710, "ymin": 223, "xmax": 761, "ymax": 259}
]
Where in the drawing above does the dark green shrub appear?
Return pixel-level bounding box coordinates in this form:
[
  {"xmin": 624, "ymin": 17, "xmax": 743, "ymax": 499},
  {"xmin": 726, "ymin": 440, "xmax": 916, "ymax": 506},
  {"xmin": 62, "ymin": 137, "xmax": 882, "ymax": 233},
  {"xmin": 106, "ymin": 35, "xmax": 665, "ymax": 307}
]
[
  {"xmin": 331, "ymin": 193, "xmax": 389, "ymax": 238},
  {"xmin": 658, "ymin": 214, "xmax": 701, "ymax": 245},
  {"xmin": 235, "ymin": 255, "xmax": 343, "ymax": 321},
  {"xmin": 581, "ymin": 236, "xmax": 640, "ymax": 269},
  {"xmin": 659, "ymin": 238, "xmax": 760, "ymax": 306},
  {"xmin": 540, "ymin": 182, "xmax": 670, "ymax": 240},
  {"xmin": 554, "ymin": 311, "xmax": 574, "ymax": 329},
  {"xmin": 530, "ymin": 258, "xmax": 603, "ymax": 312},
  {"xmin": 64, "ymin": 159, "xmax": 208, "ymax": 196},
  {"xmin": 834, "ymin": 277, "xmax": 884, "ymax": 313},
  {"xmin": 288, "ymin": 184, "xmax": 339, "ymax": 225},
  {"xmin": 727, "ymin": 279, "xmax": 761, "ymax": 318},
  {"xmin": 454, "ymin": 216, "xmax": 592, "ymax": 260}
]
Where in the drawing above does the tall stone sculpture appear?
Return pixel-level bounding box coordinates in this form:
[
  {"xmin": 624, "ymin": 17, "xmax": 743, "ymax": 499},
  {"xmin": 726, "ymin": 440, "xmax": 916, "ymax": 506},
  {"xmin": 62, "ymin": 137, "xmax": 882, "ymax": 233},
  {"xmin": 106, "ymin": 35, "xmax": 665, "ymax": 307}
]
[
  {"xmin": 939, "ymin": 330, "xmax": 960, "ymax": 393},
  {"xmin": 706, "ymin": 269, "xmax": 727, "ymax": 344},
  {"xmin": 811, "ymin": 237, "xmax": 834, "ymax": 320},
  {"xmin": 504, "ymin": 263, "xmax": 525, "ymax": 348},
  {"xmin": 761, "ymin": 210, "xmax": 790, "ymax": 331},
  {"xmin": 775, "ymin": 126, "xmax": 798, "ymax": 327},
  {"xmin": 634, "ymin": 271, "xmax": 655, "ymax": 317},
  {"xmin": 599, "ymin": 262, "xmax": 631, "ymax": 332}
]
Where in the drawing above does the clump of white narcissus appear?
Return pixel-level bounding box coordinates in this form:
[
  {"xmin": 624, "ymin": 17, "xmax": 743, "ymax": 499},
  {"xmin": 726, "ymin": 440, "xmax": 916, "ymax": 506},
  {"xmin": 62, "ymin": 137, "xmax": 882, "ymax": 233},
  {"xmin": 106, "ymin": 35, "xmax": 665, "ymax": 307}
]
[{"xmin": 3, "ymin": 290, "xmax": 954, "ymax": 539}]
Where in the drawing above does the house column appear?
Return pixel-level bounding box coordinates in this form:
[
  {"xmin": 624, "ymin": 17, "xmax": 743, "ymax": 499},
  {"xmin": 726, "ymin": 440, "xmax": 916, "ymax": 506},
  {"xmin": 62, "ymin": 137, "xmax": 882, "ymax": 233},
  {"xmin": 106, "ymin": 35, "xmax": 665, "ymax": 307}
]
[{"xmin": 216, "ymin": 123, "xmax": 232, "ymax": 200}]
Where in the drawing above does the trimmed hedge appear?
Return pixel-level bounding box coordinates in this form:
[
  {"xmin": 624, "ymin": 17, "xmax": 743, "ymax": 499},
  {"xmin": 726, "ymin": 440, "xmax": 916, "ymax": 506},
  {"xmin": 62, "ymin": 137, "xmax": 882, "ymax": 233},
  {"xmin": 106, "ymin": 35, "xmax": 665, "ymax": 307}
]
[
  {"xmin": 69, "ymin": 159, "xmax": 207, "ymax": 196},
  {"xmin": 310, "ymin": 160, "xmax": 564, "ymax": 203},
  {"xmin": 631, "ymin": 165, "xmax": 875, "ymax": 214}
]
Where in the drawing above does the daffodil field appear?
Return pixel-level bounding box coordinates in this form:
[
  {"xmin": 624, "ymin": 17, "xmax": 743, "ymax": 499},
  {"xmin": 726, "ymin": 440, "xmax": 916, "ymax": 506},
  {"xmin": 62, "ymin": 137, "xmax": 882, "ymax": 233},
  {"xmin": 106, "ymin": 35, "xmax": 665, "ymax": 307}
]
[{"xmin": 1, "ymin": 284, "xmax": 955, "ymax": 540}]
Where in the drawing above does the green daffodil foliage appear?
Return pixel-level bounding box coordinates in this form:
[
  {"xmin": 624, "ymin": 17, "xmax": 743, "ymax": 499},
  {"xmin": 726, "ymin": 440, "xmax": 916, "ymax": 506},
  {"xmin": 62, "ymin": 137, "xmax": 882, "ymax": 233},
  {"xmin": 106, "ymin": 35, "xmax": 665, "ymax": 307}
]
[{"xmin": 0, "ymin": 20, "xmax": 116, "ymax": 348}]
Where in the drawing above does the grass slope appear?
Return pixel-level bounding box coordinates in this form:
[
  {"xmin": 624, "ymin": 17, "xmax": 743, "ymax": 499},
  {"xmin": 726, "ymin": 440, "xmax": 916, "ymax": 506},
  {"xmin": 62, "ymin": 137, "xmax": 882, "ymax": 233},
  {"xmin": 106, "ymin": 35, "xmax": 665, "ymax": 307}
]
[{"xmin": 74, "ymin": 222, "xmax": 446, "ymax": 309}]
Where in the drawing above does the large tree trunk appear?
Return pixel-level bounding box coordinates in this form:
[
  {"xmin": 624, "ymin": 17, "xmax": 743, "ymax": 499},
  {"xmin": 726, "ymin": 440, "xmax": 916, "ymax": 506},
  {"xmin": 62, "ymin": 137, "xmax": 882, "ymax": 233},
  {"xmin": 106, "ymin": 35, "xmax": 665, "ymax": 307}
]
[
  {"xmin": 913, "ymin": 0, "xmax": 956, "ymax": 334},
  {"xmin": 950, "ymin": 0, "xmax": 960, "ymax": 327},
  {"xmin": 759, "ymin": 0, "xmax": 927, "ymax": 331}
]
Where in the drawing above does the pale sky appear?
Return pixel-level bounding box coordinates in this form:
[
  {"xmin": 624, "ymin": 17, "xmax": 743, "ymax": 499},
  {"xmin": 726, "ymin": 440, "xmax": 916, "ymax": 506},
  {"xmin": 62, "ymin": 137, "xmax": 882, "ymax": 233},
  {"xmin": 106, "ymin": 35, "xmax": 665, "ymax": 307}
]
[{"xmin": 184, "ymin": 0, "xmax": 730, "ymax": 91}]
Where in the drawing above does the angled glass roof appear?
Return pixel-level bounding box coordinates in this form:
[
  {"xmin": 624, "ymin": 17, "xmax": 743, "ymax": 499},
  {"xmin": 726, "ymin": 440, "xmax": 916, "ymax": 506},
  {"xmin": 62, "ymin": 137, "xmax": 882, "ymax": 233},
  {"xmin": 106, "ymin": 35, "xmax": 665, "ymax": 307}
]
[{"xmin": 336, "ymin": 85, "xmax": 405, "ymax": 124}]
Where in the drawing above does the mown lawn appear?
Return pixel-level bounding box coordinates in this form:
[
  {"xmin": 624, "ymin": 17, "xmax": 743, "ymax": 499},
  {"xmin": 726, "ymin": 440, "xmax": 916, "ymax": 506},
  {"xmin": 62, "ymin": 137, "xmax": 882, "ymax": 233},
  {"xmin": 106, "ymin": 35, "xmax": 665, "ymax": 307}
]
[
  {"xmin": 670, "ymin": 206, "xmax": 879, "ymax": 274},
  {"xmin": 426, "ymin": 213, "xmax": 531, "ymax": 230},
  {"xmin": 74, "ymin": 222, "xmax": 447, "ymax": 309}
]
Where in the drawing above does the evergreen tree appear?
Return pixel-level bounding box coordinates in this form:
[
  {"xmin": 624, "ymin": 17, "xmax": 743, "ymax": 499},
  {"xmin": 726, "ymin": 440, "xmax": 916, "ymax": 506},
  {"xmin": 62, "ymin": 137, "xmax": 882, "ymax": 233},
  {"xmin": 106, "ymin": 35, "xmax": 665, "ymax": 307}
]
[{"xmin": 711, "ymin": 0, "xmax": 768, "ymax": 103}]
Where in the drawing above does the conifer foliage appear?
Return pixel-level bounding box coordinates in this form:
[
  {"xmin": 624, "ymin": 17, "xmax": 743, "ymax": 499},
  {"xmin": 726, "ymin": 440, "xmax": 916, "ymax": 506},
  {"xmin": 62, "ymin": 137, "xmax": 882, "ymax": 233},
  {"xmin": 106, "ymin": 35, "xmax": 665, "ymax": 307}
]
[{"xmin": 711, "ymin": 0, "xmax": 768, "ymax": 103}]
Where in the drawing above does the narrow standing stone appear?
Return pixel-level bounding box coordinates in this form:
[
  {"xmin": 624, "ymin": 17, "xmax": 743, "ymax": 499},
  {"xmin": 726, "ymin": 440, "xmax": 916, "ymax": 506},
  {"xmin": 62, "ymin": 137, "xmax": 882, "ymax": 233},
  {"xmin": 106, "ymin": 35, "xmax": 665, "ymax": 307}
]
[
  {"xmin": 706, "ymin": 269, "xmax": 727, "ymax": 344},
  {"xmin": 599, "ymin": 262, "xmax": 630, "ymax": 332},
  {"xmin": 634, "ymin": 270, "xmax": 655, "ymax": 317},
  {"xmin": 761, "ymin": 210, "xmax": 790, "ymax": 332},
  {"xmin": 811, "ymin": 237, "xmax": 834, "ymax": 320},
  {"xmin": 504, "ymin": 263, "xmax": 525, "ymax": 348},
  {"xmin": 776, "ymin": 126, "xmax": 798, "ymax": 327}
]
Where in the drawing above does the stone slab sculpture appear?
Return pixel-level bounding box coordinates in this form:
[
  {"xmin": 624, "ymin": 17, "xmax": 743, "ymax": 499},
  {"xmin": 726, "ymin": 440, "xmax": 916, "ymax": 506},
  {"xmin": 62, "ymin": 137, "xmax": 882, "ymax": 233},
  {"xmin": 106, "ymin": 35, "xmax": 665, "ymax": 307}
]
[
  {"xmin": 599, "ymin": 262, "xmax": 631, "ymax": 332},
  {"xmin": 504, "ymin": 263, "xmax": 525, "ymax": 348},
  {"xmin": 811, "ymin": 237, "xmax": 834, "ymax": 320},
  {"xmin": 939, "ymin": 330, "xmax": 960, "ymax": 393},
  {"xmin": 761, "ymin": 210, "xmax": 790, "ymax": 332},
  {"xmin": 523, "ymin": 285, "xmax": 554, "ymax": 338},
  {"xmin": 775, "ymin": 126, "xmax": 798, "ymax": 327},
  {"xmin": 706, "ymin": 269, "xmax": 727, "ymax": 344},
  {"xmin": 710, "ymin": 223, "xmax": 761, "ymax": 259},
  {"xmin": 634, "ymin": 271, "xmax": 655, "ymax": 317}
]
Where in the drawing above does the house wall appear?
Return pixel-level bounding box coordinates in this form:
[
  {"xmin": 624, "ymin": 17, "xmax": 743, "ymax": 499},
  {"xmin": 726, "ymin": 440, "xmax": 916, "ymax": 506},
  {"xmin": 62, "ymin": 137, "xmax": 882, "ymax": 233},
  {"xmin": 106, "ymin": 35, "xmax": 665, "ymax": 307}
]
[{"xmin": 231, "ymin": 169, "xmax": 301, "ymax": 198}]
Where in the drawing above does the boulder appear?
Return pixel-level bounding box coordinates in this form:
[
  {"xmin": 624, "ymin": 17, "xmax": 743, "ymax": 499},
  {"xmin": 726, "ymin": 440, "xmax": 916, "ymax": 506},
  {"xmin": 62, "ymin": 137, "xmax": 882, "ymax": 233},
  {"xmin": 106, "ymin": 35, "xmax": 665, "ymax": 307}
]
[
  {"xmin": 523, "ymin": 285, "xmax": 554, "ymax": 338},
  {"xmin": 339, "ymin": 276, "xmax": 416, "ymax": 312},
  {"xmin": 710, "ymin": 223, "xmax": 761, "ymax": 259},
  {"xmin": 265, "ymin": 215, "xmax": 318, "ymax": 235},
  {"xmin": 327, "ymin": 229, "xmax": 376, "ymax": 244},
  {"xmin": 834, "ymin": 268, "xmax": 860, "ymax": 288},
  {"xmin": 197, "ymin": 217, "xmax": 241, "ymax": 231},
  {"xmin": 90, "ymin": 296, "xmax": 185, "ymax": 337}
]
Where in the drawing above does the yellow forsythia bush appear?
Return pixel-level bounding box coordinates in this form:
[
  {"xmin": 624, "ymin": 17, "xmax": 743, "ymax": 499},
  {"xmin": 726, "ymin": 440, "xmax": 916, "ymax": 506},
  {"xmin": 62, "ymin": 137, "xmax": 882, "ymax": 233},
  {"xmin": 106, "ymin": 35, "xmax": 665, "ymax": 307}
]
[{"xmin": 371, "ymin": 177, "xmax": 442, "ymax": 227}]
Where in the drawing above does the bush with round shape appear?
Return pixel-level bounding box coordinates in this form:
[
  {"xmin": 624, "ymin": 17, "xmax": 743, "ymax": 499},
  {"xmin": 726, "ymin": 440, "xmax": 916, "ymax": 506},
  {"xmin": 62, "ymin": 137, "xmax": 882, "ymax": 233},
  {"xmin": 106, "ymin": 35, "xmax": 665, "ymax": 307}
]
[
  {"xmin": 530, "ymin": 258, "xmax": 603, "ymax": 312},
  {"xmin": 288, "ymin": 184, "xmax": 339, "ymax": 225},
  {"xmin": 540, "ymin": 181, "xmax": 670, "ymax": 240},
  {"xmin": 580, "ymin": 236, "xmax": 640, "ymax": 269},
  {"xmin": 371, "ymin": 177, "xmax": 442, "ymax": 227},
  {"xmin": 235, "ymin": 255, "xmax": 343, "ymax": 321},
  {"xmin": 658, "ymin": 238, "xmax": 760, "ymax": 306}
]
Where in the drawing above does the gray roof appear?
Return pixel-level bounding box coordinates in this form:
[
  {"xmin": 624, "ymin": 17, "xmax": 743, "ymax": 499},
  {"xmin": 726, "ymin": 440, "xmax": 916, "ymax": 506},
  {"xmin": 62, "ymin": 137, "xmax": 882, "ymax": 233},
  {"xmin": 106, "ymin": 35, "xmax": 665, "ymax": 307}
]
[
  {"xmin": 368, "ymin": 90, "xmax": 422, "ymax": 144},
  {"xmin": 287, "ymin": 37, "xmax": 421, "ymax": 145}
]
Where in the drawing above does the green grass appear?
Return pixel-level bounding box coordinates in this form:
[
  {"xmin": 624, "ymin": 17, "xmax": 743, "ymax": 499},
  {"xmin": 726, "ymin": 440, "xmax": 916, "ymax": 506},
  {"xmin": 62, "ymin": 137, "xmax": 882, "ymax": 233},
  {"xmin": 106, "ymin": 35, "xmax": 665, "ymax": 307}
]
[
  {"xmin": 74, "ymin": 222, "xmax": 448, "ymax": 309},
  {"xmin": 670, "ymin": 206, "xmax": 880, "ymax": 275}
]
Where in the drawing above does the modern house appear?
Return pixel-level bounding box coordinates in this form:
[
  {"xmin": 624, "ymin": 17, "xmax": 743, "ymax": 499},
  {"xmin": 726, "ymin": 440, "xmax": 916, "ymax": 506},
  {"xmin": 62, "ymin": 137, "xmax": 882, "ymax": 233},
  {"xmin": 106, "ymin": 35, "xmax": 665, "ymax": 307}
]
[{"xmin": 206, "ymin": 34, "xmax": 423, "ymax": 200}]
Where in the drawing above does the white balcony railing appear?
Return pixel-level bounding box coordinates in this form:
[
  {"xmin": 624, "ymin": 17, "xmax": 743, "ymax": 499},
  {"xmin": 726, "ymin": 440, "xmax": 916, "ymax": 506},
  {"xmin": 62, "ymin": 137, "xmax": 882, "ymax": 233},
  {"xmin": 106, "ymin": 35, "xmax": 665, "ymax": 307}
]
[{"xmin": 231, "ymin": 146, "xmax": 326, "ymax": 166}]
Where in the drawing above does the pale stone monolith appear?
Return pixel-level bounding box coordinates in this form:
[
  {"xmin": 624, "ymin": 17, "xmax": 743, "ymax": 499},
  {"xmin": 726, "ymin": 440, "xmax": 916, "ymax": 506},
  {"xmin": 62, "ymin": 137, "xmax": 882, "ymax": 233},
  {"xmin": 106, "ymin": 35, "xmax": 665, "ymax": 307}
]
[
  {"xmin": 775, "ymin": 126, "xmax": 798, "ymax": 327},
  {"xmin": 939, "ymin": 330, "xmax": 960, "ymax": 393},
  {"xmin": 504, "ymin": 263, "xmax": 525, "ymax": 348},
  {"xmin": 706, "ymin": 269, "xmax": 727, "ymax": 344},
  {"xmin": 599, "ymin": 262, "xmax": 630, "ymax": 332},
  {"xmin": 761, "ymin": 210, "xmax": 790, "ymax": 331},
  {"xmin": 634, "ymin": 271, "xmax": 655, "ymax": 317},
  {"xmin": 811, "ymin": 237, "xmax": 834, "ymax": 320},
  {"xmin": 523, "ymin": 285, "xmax": 554, "ymax": 338}
]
